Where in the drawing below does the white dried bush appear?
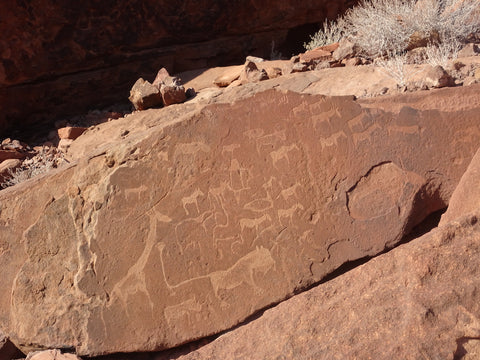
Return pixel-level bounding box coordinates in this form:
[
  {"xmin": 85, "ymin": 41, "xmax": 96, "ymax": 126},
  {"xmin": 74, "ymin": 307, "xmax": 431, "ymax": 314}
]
[
  {"xmin": 375, "ymin": 51, "xmax": 419, "ymax": 86},
  {"xmin": 303, "ymin": 19, "xmax": 346, "ymax": 50},
  {"xmin": 424, "ymin": 36, "xmax": 461, "ymax": 67},
  {"xmin": 1, "ymin": 148, "xmax": 66, "ymax": 189},
  {"xmin": 312, "ymin": 0, "xmax": 480, "ymax": 57},
  {"xmin": 343, "ymin": 0, "xmax": 417, "ymax": 56}
]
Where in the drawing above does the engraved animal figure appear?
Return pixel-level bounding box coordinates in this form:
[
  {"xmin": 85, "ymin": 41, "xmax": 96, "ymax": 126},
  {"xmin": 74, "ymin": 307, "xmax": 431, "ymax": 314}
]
[
  {"xmin": 270, "ymin": 144, "xmax": 299, "ymax": 168},
  {"xmin": 209, "ymin": 247, "xmax": 275, "ymax": 300},
  {"xmin": 278, "ymin": 203, "xmax": 304, "ymax": 226},
  {"xmin": 182, "ymin": 189, "xmax": 204, "ymax": 215},
  {"xmin": 240, "ymin": 214, "xmax": 272, "ymax": 234}
]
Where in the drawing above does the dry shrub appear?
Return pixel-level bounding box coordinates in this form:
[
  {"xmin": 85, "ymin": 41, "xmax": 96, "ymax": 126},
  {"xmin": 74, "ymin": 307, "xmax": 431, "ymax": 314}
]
[
  {"xmin": 304, "ymin": 0, "xmax": 480, "ymax": 57},
  {"xmin": 1, "ymin": 148, "xmax": 66, "ymax": 189},
  {"xmin": 303, "ymin": 19, "xmax": 346, "ymax": 50}
]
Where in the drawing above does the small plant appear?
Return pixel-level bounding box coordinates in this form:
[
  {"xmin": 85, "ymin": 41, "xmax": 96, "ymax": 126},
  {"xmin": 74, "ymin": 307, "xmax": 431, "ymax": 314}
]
[
  {"xmin": 303, "ymin": 19, "xmax": 346, "ymax": 50},
  {"xmin": 424, "ymin": 36, "xmax": 461, "ymax": 67},
  {"xmin": 375, "ymin": 51, "xmax": 424, "ymax": 86},
  {"xmin": 1, "ymin": 148, "xmax": 66, "ymax": 189}
]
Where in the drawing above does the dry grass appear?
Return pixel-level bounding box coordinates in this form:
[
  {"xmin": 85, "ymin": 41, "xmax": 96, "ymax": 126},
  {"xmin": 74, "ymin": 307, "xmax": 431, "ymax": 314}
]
[
  {"xmin": 303, "ymin": 19, "xmax": 346, "ymax": 51},
  {"xmin": 1, "ymin": 148, "xmax": 66, "ymax": 189}
]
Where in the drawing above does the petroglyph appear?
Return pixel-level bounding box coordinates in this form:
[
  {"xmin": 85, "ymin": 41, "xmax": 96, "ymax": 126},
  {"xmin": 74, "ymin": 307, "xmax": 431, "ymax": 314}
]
[
  {"xmin": 244, "ymin": 199, "xmax": 273, "ymax": 212},
  {"xmin": 157, "ymin": 150, "xmax": 169, "ymax": 162},
  {"xmin": 387, "ymin": 124, "xmax": 421, "ymax": 136},
  {"xmin": 352, "ymin": 124, "xmax": 381, "ymax": 146},
  {"xmin": 347, "ymin": 113, "xmax": 367, "ymax": 132},
  {"xmin": 107, "ymin": 210, "xmax": 170, "ymax": 314},
  {"xmin": 164, "ymin": 298, "xmax": 203, "ymax": 329},
  {"xmin": 270, "ymin": 144, "xmax": 300, "ymax": 168},
  {"xmin": 244, "ymin": 128, "xmax": 264, "ymax": 140},
  {"xmin": 277, "ymin": 203, "xmax": 305, "ymax": 226},
  {"xmin": 278, "ymin": 183, "xmax": 301, "ymax": 201},
  {"xmin": 221, "ymin": 143, "xmax": 240, "ymax": 157},
  {"xmin": 229, "ymin": 159, "xmax": 250, "ymax": 191},
  {"xmin": 182, "ymin": 189, "xmax": 205, "ymax": 215},
  {"xmin": 209, "ymin": 247, "xmax": 275, "ymax": 299},
  {"xmin": 240, "ymin": 214, "xmax": 272, "ymax": 234},
  {"xmin": 319, "ymin": 131, "xmax": 347, "ymax": 149},
  {"xmin": 155, "ymin": 212, "xmax": 173, "ymax": 223},
  {"xmin": 254, "ymin": 130, "xmax": 287, "ymax": 154},
  {"xmin": 174, "ymin": 142, "xmax": 210, "ymax": 156},
  {"xmin": 124, "ymin": 185, "xmax": 148, "ymax": 201}
]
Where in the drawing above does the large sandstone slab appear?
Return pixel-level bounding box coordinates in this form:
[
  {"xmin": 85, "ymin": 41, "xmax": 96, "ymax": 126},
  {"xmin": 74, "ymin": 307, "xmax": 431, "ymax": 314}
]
[
  {"xmin": 178, "ymin": 212, "xmax": 480, "ymax": 360},
  {"xmin": 440, "ymin": 147, "xmax": 480, "ymax": 225},
  {"xmin": 0, "ymin": 88, "xmax": 479, "ymax": 356}
]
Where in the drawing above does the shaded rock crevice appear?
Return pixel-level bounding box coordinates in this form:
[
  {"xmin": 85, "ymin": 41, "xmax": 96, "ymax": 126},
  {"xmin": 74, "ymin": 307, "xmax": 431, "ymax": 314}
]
[{"xmin": 454, "ymin": 337, "xmax": 480, "ymax": 360}]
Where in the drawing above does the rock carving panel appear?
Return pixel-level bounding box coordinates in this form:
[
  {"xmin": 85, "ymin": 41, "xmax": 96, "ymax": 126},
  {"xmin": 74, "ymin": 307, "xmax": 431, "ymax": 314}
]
[{"xmin": 1, "ymin": 88, "xmax": 479, "ymax": 355}]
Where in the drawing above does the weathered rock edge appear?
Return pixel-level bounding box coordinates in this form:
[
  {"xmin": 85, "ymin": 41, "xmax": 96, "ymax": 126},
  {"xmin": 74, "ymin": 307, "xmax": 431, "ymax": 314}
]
[
  {"xmin": 0, "ymin": 88, "xmax": 478, "ymax": 356},
  {"xmin": 178, "ymin": 212, "xmax": 480, "ymax": 360}
]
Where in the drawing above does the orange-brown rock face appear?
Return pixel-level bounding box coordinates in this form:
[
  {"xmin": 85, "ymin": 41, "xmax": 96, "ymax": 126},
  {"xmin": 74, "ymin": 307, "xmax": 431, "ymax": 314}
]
[
  {"xmin": 0, "ymin": 1, "xmax": 356, "ymax": 136},
  {"xmin": 440, "ymin": 147, "xmax": 480, "ymax": 225},
  {"xmin": 177, "ymin": 212, "xmax": 480, "ymax": 360},
  {"xmin": 0, "ymin": 88, "xmax": 479, "ymax": 356}
]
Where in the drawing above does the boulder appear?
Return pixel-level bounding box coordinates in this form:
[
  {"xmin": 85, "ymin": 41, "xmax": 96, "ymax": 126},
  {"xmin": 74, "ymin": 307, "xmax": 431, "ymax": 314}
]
[
  {"xmin": 152, "ymin": 68, "xmax": 171, "ymax": 89},
  {"xmin": 422, "ymin": 65, "xmax": 452, "ymax": 88},
  {"xmin": 128, "ymin": 78, "xmax": 163, "ymax": 110},
  {"xmin": 151, "ymin": 68, "xmax": 187, "ymax": 106},
  {"xmin": 0, "ymin": 159, "xmax": 22, "ymax": 185},
  {"xmin": 213, "ymin": 66, "xmax": 243, "ymax": 87},
  {"xmin": 245, "ymin": 56, "xmax": 265, "ymax": 63},
  {"xmin": 458, "ymin": 43, "xmax": 480, "ymax": 58},
  {"xmin": 332, "ymin": 38, "xmax": 357, "ymax": 61},
  {"xmin": 290, "ymin": 62, "xmax": 309, "ymax": 73},
  {"xmin": 264, "ymin": 67, "xmax": 283, "ymax": 79},
  {"xmin": 440, "ymin": 148, "xmax": 480, "ymax": 225},
  {"xmin": 343, "ymin": 57, "xmax": 362, "ymax": 66},
  {"xmin": 299, "ymin": 48, "xmax": 332, "ymax": 63},
  {"xmin": 406, "ymin": 30, "xmax": 440, "ymax": 51},
  {"xmin": 239, "ymin": 61, "xmax": 269, "ymax": 83},
  {"xmin": 26, "ymin": 350, "xmax": 81, "ymax": 360},
  {"xmin": 315, "ymin": 42, "xmax": 340, "ymax": 53},
  {"xmin": 57, "ymin": 127, "xmax": 88, "ymax": 141},
  {"xmin": 0, "ymin": 88, "xmax": 479, "ymax": 356},
  {"xmin": 159, "ymin": 84, "xmax": 187, "ymax": 106},
  {"xmin": 178, "ymin": 212, "xmax": 480, "ymax": 360},
  {"xmin": 0, "ymin": 150, "xmax": 26, "ymax": 162},
  {"xmin": 1, "ymin": 138, "xmax": 27, "ymax": 151}
]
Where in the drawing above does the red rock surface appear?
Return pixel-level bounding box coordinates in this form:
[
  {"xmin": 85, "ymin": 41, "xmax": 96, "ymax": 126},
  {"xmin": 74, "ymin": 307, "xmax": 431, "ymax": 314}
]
[
  {"xmin": 178, "ymin": 213, "xmax": 480, "ymax": 360},
  {"xmin": 26, "ymin": 350, "xmax": 81, "ymax": 360},
  {"xmin": 0, "ymin": 0, "xmax": 357, "ymax": 136},
  {"xmin": 440, "ymin": 148, "xmax": 480, "ymax": 225},
  {"xmin": 0, "ymin": 85, "xmax": 478, "ymax": 356},
  {"xmin": 57, "ymin": 127, "xmax": 87, "ymax": 140}
]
